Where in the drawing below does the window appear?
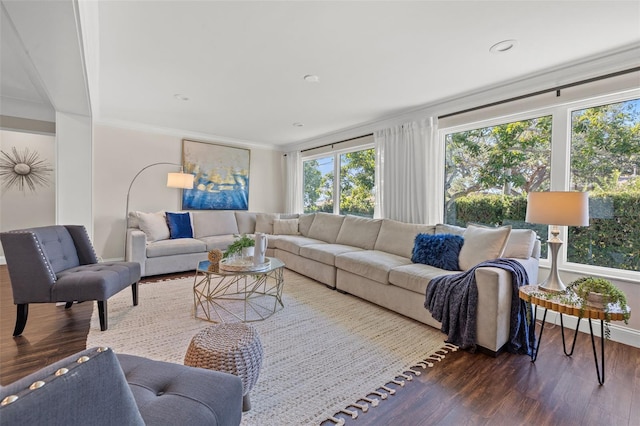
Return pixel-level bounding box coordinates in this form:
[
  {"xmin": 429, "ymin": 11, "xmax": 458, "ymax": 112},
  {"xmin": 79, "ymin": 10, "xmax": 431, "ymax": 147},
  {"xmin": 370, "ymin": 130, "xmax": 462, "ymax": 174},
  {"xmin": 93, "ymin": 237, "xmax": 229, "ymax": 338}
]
[
  {"xmin": 303, "ymin": 156, "xmax": 334, "ymax": 213},
  {"xmin": 444, "ymin": 115, "xmax": 552, "ymax": 255},
  {"xmin": 302, "ymin": 145, "xmax": 375, "ymax": 218},
  {"xmin": 442, "ymin": 85, "xmax": 640, "ymax": 278},
  {"xmin": 568, "ymin": 98, "xmax": 640, "ymax": 272},
  {"xmin": 337, "ymin": 149, "xmax": 375, "ymax": 217}
]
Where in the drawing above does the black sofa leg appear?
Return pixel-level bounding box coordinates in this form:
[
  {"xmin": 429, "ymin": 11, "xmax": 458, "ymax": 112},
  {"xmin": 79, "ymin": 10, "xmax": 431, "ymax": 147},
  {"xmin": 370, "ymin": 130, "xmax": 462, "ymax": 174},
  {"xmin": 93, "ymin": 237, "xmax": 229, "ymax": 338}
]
[
  {"xmin": 132, "ymin": 282, "xmax": 139, "ymax": 306},
  {"xmin": 64, "ymin": 302, "xmax": 73, "ymax": 309},
  {"xmin": 13, "ymin": 304, "xmax": 28, "ymax": 336},
  {"xmin": 98, "ymin": 301, "xmax": 108, "ymax": 331}
]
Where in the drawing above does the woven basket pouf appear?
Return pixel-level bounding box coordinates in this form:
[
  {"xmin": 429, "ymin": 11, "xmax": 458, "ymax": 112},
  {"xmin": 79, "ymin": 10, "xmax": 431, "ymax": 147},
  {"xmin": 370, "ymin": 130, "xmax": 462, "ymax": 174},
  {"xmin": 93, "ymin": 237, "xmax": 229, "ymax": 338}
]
[{"xmin": 184, "ymin": 323, "xmax": 263, "ymax": 412}]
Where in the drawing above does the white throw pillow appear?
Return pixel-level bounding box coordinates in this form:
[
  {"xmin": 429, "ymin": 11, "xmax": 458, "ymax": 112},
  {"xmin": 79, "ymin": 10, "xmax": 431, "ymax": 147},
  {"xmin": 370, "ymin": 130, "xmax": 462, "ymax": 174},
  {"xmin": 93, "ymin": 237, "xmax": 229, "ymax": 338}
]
[
  {"xmin": 273, "ymin": 218, "xmax": 299, "ymax": 235},
  {"xmin": 458, "ymin": 224, "xmax": 512, "ymax": 270},
  {"xmin": 127, "ymin": 211, "xmax": 140, "ymax": 229},
  {"xmin": 255, "ymin": 213, "xmax": 280, "ymax": 234},
  {"xmin": 503, "ymin": 229, "xmax": 537, "ymax": 259},
  {"xmin": 136, "ymin": 211, "xmax": 170, "ymax": 242}
]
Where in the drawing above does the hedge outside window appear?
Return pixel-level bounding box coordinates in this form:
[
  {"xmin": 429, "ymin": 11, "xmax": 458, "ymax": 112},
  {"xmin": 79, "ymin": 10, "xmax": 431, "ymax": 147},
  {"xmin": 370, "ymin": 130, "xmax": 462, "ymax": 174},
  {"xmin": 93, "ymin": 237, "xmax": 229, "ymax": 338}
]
[
  {"xmin": 444, "ymin": 115, "xmax": 552, "ymax": 256},
  {"xmin": 568, "ymin": 98, "xmax": 640, "ymax": 272}
]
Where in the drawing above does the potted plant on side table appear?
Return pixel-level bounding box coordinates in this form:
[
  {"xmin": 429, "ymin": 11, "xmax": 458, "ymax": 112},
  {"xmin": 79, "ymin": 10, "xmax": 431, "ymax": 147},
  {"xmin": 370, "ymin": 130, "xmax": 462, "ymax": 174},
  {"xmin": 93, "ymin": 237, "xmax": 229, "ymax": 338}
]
[{"xmin": 567, "ymin": 276, "xmax": 631, "ymax": 338}]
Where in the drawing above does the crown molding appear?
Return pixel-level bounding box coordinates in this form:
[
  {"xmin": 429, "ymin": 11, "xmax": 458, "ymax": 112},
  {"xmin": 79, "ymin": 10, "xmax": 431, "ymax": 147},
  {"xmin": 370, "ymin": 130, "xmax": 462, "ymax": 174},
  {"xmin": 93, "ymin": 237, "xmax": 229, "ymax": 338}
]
[{"xmin": 94, "ymin": 118, "xmax": 282, "ymax": 151}]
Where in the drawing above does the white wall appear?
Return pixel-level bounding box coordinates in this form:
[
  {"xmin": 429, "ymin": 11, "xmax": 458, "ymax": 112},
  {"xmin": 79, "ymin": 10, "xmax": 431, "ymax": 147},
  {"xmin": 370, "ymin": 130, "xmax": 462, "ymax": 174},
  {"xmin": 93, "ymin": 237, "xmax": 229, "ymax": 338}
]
[
  {"xmin": 56, "ymin": 112, "xmax": 93, "ymax": 235},
  {"xmin": 93, "ymin": 124, "xmax": 284, "ymax": 260},
  {"xmin": 0, "ymin": 130, "xmax": 56, "ymax": 257}
]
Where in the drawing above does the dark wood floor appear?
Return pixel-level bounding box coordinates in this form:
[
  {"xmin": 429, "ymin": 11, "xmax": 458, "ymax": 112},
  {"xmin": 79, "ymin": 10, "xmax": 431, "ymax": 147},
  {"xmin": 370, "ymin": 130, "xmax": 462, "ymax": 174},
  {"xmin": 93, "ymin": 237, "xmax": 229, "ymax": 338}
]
[{"xmin": 1, "ymin": 265, "xmax": 638, "ymax": 425}]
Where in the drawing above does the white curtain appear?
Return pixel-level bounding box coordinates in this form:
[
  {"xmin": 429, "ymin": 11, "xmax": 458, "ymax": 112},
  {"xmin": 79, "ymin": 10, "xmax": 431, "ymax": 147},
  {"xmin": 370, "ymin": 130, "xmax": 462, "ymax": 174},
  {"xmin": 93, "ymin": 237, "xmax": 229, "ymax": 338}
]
[
  {"xmin": 374, "ymin": 117, "xmax": 443, "ymax": 224},
  {"xmin": 284, "ymin": 151, "xmax": 302, "ymax": 214}
]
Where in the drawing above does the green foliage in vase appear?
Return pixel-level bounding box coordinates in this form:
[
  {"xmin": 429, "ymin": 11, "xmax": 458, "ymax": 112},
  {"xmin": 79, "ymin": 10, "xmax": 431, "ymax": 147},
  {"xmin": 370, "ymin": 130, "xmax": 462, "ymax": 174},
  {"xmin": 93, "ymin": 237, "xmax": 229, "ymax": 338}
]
[
  {"xmin": 223, "ymin": 234, "xmax": 255, "ymax": 258},
  {"xmin": 567, "ymin": 276, "xmax": 630, "ymax": 338}
]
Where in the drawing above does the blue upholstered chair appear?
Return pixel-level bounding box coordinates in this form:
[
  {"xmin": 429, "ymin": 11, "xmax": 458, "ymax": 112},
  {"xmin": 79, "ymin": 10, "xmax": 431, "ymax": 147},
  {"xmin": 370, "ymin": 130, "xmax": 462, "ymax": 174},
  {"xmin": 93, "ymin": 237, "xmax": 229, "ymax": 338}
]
[
  {"xmin": 0, "ymin": 225, "xmax": 141, "ymax": 336},
  {"xmin": 0, "ymin": 347, "xmax": 243, "ymax": 425}
]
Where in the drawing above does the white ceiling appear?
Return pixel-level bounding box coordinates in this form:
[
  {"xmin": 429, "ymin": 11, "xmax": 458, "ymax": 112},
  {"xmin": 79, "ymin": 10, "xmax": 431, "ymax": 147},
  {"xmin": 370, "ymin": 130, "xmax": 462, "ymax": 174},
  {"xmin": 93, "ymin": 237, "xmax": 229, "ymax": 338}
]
[
  {"xmin": 1, "ymin": 2, "xmax": 53, "ymax": 121},
  {"xmin": 3, "ymin": 1, "xmax": 640, "ymax": 148}
]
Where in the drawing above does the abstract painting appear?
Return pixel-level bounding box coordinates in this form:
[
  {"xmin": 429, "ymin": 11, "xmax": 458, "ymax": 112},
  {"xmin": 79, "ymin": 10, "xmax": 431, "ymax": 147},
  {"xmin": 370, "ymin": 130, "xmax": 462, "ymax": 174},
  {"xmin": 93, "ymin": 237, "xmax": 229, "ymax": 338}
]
[{"xmin": 182, "ymin": 140, "xmax": 250, "ymax": 210}]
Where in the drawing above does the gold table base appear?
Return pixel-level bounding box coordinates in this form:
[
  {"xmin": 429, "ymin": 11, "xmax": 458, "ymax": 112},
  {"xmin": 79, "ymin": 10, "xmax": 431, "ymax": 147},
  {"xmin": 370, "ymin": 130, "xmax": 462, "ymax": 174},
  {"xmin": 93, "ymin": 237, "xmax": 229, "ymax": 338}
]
[{"xmin": 193, "ymin": 259, "xmax": 285, "ymax": 323}]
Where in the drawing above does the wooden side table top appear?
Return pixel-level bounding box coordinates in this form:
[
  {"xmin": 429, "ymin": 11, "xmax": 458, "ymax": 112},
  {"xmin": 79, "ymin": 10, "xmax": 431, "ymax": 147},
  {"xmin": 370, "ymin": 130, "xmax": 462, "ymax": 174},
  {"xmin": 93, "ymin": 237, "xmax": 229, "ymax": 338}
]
[{"xmin": 519, "ymin": 284, "xmax": 630, "ymax": 322}]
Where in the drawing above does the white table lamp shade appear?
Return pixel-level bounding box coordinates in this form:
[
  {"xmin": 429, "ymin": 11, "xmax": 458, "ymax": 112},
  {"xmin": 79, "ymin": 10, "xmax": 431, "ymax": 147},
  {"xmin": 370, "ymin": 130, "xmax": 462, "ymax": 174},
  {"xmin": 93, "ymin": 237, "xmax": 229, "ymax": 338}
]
[
  {"xmin": 525, "ymin": 191, "xmax": 589, "ymax": 293},
  {"xmin": 526, "ymin": 191, "xmax": 589, "ymax": 226}
]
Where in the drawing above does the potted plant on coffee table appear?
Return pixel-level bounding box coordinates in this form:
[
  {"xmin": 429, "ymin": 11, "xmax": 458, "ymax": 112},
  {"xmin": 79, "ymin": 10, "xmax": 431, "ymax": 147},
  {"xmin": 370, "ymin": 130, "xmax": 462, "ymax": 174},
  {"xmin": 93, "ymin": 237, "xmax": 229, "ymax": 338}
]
[{"xmin": 223, "ymin": 234, "xmax": 255, "ymax": 259}]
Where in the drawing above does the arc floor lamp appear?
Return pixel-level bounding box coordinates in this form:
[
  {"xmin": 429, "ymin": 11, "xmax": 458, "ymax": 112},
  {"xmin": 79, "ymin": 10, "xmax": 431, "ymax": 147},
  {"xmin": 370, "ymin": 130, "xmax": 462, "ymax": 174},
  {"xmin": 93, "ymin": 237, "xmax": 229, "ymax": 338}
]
[
  {"xmin": 525, "ymin": 191, "xmax": 589, "ymax": 293},
  {"xmin": 124, "ymin": 162, "xmax": 194, "ymax": 257}
]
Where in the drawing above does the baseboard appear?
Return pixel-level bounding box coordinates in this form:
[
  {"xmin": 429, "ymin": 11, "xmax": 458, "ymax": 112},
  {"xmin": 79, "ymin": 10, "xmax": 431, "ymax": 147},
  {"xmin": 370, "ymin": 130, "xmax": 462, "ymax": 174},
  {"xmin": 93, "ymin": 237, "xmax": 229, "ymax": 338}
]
[
  {"xmin": 0, "ymin": 256, "xmax": 5, "ymax": 265},
  {"xmin": 537, "ymin": 307, "xmax": 640, "ymax": 349}
]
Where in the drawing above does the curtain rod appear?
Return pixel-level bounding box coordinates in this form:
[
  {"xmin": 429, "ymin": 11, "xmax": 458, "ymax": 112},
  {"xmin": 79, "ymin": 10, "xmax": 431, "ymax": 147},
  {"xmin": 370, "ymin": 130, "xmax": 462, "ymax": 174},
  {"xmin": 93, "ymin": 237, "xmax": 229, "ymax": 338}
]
[
  {"xmin": 299, "ymin": 133, "xmax": 374, "ymax": 153},
  {"xmin": 439, "ymin": 66, "xmax": 640, "ymax": 119}
]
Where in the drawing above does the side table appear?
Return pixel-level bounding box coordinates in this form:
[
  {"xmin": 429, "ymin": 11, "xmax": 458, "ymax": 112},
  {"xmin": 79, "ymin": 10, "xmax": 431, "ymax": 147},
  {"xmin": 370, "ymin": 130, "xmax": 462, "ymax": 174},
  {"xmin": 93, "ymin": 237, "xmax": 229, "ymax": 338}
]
[{"xmin": 519, "ymin": 284, "xmax": 630, "ymax": 385}]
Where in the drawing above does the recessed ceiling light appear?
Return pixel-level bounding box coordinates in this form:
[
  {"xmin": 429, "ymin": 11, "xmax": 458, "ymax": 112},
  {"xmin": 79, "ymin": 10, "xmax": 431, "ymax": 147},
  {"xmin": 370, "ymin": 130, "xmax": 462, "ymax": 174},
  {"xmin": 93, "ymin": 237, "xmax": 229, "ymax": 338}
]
[
  {"xmin": 174, "ymin": 94, "xmax": 189, "ymax": 101},
  {"xmin": 303, "ymin": 74, "xmax": 319, "ymax": 83},
  {"xmin": 489, "ymin": 39, "xmax": 518, "ymax": 54},
  {"xmin": 293, "ymin": 122, "xmax": 304, "ymax": 127}
]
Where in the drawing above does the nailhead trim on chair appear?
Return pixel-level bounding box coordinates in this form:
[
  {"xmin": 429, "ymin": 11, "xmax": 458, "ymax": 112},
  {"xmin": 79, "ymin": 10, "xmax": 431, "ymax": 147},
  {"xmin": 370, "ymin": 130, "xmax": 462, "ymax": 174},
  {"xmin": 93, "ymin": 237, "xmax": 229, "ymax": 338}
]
[
  {"xmin": 80, "ymin": 226, "xmax": 100, "ymax": 263},
  {"xmin": 6, "ymin": 230, "xmax": 57, "ymax": 282},
  {"xmin": 0, "ymin": 348, "xmax": 110, "ymax": 407}
]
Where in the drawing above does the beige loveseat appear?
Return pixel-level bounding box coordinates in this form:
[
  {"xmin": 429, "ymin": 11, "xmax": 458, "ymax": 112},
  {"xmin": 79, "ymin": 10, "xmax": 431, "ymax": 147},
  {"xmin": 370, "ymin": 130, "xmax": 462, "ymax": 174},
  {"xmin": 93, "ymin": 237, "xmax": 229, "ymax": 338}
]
[{"xmin": 126, "ymin": 211, "xmax": 539, "ymax": 354}]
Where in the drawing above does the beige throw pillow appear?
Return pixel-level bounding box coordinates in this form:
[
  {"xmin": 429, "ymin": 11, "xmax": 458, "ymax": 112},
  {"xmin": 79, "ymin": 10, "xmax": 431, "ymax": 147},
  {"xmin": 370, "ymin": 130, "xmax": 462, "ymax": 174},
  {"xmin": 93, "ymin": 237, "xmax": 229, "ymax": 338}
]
[
  {"xmin": 458, "ymin": 224, "xmax": 511, "ymax": 270},
  {"xmin": 503, "ymin": 229, "xmax": 537, "ymax": 259},
  {"xmin": 273, "ymin": 218, "xmax": 299, "ymax": 235},
  {"xmin": 255, "ymin": 213, "xmax": 279, "ymax": 234},
  {"xmin": 136, "ymin": 211, "xmax": 170, "ymax": 242}
]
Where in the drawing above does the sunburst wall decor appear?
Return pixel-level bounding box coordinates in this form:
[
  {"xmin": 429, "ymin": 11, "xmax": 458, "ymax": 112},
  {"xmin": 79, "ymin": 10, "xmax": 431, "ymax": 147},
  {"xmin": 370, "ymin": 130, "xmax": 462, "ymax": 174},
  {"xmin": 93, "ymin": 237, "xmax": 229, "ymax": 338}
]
[{"xmin": 0, "ymin": 146, "xmax": 53, "ymax": 192}]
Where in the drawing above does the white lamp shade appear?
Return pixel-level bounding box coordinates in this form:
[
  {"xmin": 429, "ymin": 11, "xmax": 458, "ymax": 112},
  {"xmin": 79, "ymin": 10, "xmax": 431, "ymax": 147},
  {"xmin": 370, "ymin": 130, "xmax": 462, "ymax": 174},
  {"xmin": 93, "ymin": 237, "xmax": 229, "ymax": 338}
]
[
  {"xmin": 166, "ymin": 172, "xmax": 195, "ymax": 189},
  {"xmin": 525, "ymin": 191, "xmax": 589, "ymax": 226}
]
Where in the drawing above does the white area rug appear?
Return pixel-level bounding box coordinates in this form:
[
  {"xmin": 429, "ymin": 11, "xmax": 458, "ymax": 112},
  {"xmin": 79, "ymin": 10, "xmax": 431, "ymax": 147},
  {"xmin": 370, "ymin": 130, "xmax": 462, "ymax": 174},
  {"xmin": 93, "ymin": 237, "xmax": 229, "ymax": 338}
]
[{"xmin": 86, "ymin": 270, "xmax": 456, "ymax": 425}]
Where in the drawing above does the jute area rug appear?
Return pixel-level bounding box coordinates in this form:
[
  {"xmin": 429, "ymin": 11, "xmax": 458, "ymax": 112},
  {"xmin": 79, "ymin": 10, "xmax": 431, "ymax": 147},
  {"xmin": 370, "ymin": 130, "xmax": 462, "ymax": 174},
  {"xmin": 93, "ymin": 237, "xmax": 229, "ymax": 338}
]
[{"xmin": 86, "ymin": 270, "xmax": 456, "ymax": 425}]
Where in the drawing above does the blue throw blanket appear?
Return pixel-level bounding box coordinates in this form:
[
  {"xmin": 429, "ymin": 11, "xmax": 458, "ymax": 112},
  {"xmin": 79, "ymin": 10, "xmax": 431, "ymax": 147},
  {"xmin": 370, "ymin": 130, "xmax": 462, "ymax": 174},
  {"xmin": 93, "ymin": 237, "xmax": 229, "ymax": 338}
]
[{"xmin": 424, "ymin": 258, "xmax": 535, "ymax": 355}]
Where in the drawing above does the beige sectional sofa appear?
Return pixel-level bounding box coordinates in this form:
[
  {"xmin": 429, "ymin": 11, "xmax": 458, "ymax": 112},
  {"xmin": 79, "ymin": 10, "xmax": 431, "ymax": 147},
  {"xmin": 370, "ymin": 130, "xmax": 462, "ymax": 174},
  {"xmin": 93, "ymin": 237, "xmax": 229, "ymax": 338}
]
[{"xmin": 126, "ymin": 210, "xmax": 540, "ymax": 354}]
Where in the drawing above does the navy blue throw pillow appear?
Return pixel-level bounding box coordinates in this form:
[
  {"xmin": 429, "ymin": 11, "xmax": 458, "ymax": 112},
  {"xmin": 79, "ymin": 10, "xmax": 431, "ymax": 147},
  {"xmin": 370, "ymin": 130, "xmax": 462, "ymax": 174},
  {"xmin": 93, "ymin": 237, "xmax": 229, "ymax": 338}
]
[
  {"xmin": 166, "ymin": 212, "xmax": 193, "ymax": 239},
  {"xmin": 411, "ymin": 233, "xmax": 464, "ymax": 271}
]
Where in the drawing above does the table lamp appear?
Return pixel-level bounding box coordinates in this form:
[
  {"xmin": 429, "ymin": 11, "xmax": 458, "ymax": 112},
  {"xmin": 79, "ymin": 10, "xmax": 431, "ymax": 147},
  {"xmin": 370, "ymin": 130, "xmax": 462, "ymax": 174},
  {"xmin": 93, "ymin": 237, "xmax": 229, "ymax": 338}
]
[{"xmin": 525, "ymin": 191, "xmax": 589, "ymax": 293}]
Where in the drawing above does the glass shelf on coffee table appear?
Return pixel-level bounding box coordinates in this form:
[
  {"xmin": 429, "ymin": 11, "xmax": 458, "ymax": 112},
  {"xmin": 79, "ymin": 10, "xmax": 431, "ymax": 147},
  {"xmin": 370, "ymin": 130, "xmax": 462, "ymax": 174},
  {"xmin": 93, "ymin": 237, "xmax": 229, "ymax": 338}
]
[{"xmin": 193, "ymin": 257, "xmax": 285, "ymax": 323}]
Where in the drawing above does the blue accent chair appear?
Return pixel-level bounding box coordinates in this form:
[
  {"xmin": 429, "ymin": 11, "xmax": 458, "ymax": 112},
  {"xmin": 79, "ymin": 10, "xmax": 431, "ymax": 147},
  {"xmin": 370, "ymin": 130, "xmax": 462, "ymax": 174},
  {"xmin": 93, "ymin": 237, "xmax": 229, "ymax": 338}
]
[
  {"xmin": 0, "ymin": 225, "xmax": 140, "ymax": 336},
  {"xmin": 0, "ymin": 347, "xmax": 243, "ymax": 425}
]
